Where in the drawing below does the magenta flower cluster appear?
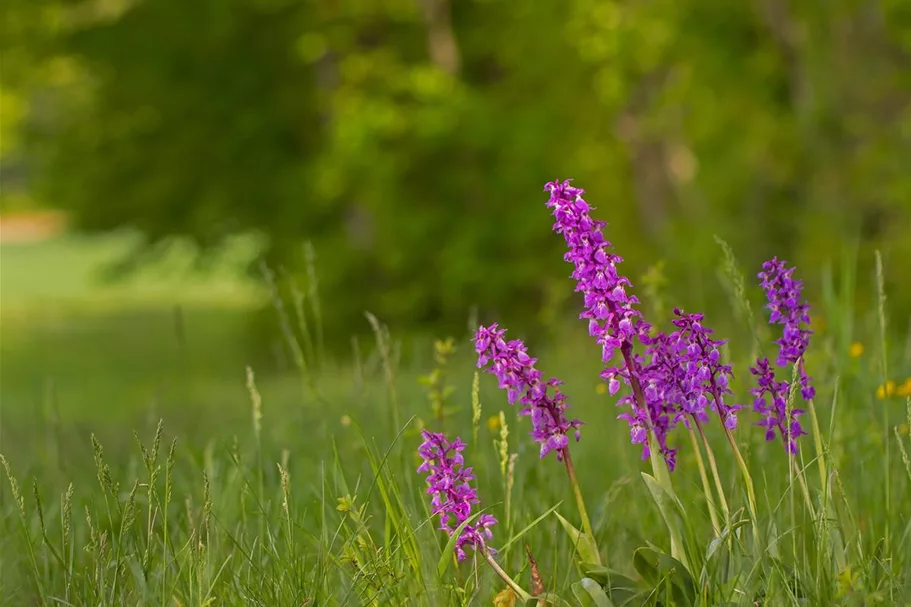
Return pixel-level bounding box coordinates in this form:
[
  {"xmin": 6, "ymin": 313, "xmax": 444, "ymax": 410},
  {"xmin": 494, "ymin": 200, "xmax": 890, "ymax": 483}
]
[
  {"xmin": 417, "ymin": 430, "xmax": 497, "ymax": 561},
  {"xmin": 541, "ymin": 180, "xmax": 807, "ymax": 465},
  {"xmin": 423, "ymin": 178, "xmax": 817, "ymax": 505},
  {"xmin": 667, "ymin": 309, "xmax": 740, "ymax": 430},
  {"xmin": 618, "ymin": 310, "xmax": 741, "ymax": 470},
  {"xmin": 474, "ymin": 324, "xmax": 582, "ymax": 460}
]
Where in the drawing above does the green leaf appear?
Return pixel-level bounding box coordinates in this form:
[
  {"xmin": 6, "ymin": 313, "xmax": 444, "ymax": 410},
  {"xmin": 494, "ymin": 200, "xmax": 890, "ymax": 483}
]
[
  {"xmin": 578, "ymin": 564, "xmax": 642, "ymax": 604},
  {"xmin": 437, "ymin": 511, "xmax": 481, "ymax": 578},
  {"xmin": 571, "ymin": 578, "xmax": 615, "ymax": 607},
  {"xmin": 632, "ymin": 547, "xmax": 697, "ymax": 606},
  {"xmin": 524, "ymin": 592, "xmax": 573, "ymax": 607},
  {"xmin": 632, "ymin": 548, "xmax": 659, "ymax": 585},
  {"xmin": 705, "ymin": 515, "xmax": 751, "ymax": 562},
  {"xmin": 554, "ymin": 511, "xmax": 600, "ymax": 565},
  {"xmin": 640, "ymin": 472, "xmax": 696, "ymax": 572},
  {"xmin": 578, "ymin": 562, "xmax": 608, "ymax": 583}
]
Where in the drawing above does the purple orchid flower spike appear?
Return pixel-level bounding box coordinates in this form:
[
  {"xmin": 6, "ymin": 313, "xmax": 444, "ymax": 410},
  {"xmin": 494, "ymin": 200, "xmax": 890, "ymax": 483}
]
[
  {"xmin": 668, "ymin": 309, "xmax": 740, "ymax": 430},
  {"xmin": 544, "ymin": 180, "xmax": 680, "ymax": 468},
  {"xmin": 758, "ymin": 257, "xmax": 815, "ymax": 400},
  {"xmin": 474, "ymin": 324, "xmax": 582, "ymax": 460},
  {"xmin": 748, "ymin": 358, "xmax": 806, "ymax": 454},
  {"xmin": 417, "ymin": 430, "xmax": 497, "ymax": 561},
  {"xmin": 750, "ymin": 258, "xmax": 814, "ymax": 454}
]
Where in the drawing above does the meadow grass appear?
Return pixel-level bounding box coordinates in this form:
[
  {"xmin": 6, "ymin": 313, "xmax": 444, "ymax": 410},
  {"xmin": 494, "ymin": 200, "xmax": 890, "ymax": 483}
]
[{"xmin": 1, "ymin": 234, "xmax": 910, "ymax": 606}]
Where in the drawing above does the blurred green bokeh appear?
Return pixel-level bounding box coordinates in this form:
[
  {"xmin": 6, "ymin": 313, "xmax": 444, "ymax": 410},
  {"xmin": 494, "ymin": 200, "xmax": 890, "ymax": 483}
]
[{"xmin": 2, "ymin": 0, "xmax": 910, "ymax": 343}]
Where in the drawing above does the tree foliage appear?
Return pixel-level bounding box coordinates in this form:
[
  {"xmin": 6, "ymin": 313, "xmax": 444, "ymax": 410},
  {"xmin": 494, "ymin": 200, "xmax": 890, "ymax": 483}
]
[{"xmin": 7, "ymin": 0, "xmax": 911, "ymax": 338}]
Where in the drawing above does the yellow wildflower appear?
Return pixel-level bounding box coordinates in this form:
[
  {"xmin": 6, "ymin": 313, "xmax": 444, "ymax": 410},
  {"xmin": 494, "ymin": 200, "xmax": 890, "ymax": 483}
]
[
  {"xmin": 487, "ymin": 414, "xmax": 502, "ymax": 432},
  {"xmin": 340, "ymin": 414, "xmax": 352, "ymax": 426},
  {"xmin": 836, "ymin": 566, "xmax": 858, "ymax": 598},
  {"xmin": 897, "ymin": 378, "xmax": 911, "ymax": 397},
  {"xmin": 876, "ymin": 381, "xmax": 896, "ymax": 399},
  {"xmin": 848, "ymin": 342, "xmax": 864, "ymax": 358},
  {"xmin": 493, "ymin": 587, "xmax": 516, "ymax": 607},
  {"xmin": 596, "ymin": 383, "xmax": 608, "ymax": 395}
]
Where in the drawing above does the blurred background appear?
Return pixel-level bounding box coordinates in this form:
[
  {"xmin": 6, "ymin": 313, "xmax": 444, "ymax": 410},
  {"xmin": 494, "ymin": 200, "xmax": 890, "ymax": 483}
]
[{"xmin": 2, "ymin": 0, "xmax": 911, "ymax": 457}]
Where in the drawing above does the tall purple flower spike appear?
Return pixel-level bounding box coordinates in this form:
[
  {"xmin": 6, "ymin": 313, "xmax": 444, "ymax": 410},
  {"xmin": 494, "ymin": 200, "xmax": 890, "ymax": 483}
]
[
  {"xmin": 474, "ymin": 324, "xmax": 582, "ymax": 460},
  {"xmin": 545, "ymin": 180, "xmax": 680, "ymax": 468},
  {"xmin": 417, "ymin": 430, "xmax": 497, "ymax": 561},
  {"xmin": 758, "ymin": 257, "xmax": 815, "ymax": 400},
  {"xmin": 544, "ymin": 180, "xmax": 645, "ymax": 369}
]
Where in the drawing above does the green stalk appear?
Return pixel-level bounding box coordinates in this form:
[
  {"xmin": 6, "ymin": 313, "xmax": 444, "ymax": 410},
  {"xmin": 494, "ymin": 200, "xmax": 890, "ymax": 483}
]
[
  {"xmin": 485, "ymin": 548, "xmax": 533, "ymax": 602},
  {"xmin": 645, "ymin": 432, "xmax": 686, "ymax": 566},
  {"xmin": 704, "ymin": 372, "xmax": 762, "ymax": 552},
  {"xmin": 802, "ymin": 363, "xmax": 828, "ymax": 491},
  {"xmin": 802, "ymin": 365, "xmax": 847, "ymax": 572},
  {"xmin": 688, "ymin": 425, "xmax": 721, "ymax": 536},
  {"xmin": 694, "ymin": 420, "xmax": 731, "ymax": 527},
  {"xmin": 791, "ymin": 456, "xmax": 816, "ymax": 519},
  {"xmin": 562, "ymin": 448, "xmax": 601, "ymax": 564},
  {"xmin": 621, "ymin": 345, "xmax": 686, "ymax": 564},
  {"xmin": 719, "ymin": 423, "xmax": 761, "ymax": 551},
  {"xmin": 874, "ymin": 251, "xmax": 890, "ymax": 559}
]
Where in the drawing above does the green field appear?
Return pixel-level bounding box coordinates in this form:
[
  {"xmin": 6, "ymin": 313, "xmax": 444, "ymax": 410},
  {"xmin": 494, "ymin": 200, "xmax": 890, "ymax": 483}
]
[
  {"xmin": 1, "ymin": 234, "xmax": 263, "ymax": 461},
  {"xmin": 1, "ymin": 234, "xmax": 910, "ymax": 605}
]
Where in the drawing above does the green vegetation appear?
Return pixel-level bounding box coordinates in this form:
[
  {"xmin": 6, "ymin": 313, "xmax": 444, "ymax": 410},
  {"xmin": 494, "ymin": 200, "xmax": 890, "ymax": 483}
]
[
  {"xmin": 3, "ymin": 0, "xmax": 911, "ymax": 337},
  {"xmin": 1, "ymin": 235, "xmax": 909, "ymax": 605},
  {"xmin": 3, "ymin": 1, "xmax": 911, "ymax": 602}
]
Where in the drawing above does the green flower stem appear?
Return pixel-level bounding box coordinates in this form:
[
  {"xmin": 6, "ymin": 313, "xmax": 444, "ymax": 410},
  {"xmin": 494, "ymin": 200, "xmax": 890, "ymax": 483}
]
[
  {"xmin": 562, "ymin": 448, "xmax": 601, "ymax": 564},
  {"xmin": 719, "ymin": 423, "xmax": 761, "ymax": 550},
  {"xmin": 645, "ymin": 432, "xmax": 687, "ymax": 568},
  {"xmin": 485, "ymin": 548, "xmax": 532, "ymax": 602},
  {"xmin": 791, "ymin": 456, "xmax": 816, "ymax": 518},
  {"xmin": 796, "ymin": 363, "xmax": 847, "ymax": 571},
  {"xmin": 621, "ymin": 345, "xmax": 686, "ymax": 564},
  {"xmin": 694, "ymin": 419, "xmax": 731, "ymax": 528},
  {"xmin": 705, "ymin": 376, "xmax": 762, "ymax": 551},
  {"xmin": 802, "ymin": 360, "xmax": 828, "ymax": 491},
  {"xmin": 688, "ymin": 426, "xmax": 721, "ymax": 536}
]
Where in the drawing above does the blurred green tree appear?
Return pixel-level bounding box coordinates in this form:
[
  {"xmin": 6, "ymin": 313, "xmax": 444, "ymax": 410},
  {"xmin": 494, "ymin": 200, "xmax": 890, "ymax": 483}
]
[{"xmin": 6, "ymin": 0, "xmax": 911, "ymax": 343}]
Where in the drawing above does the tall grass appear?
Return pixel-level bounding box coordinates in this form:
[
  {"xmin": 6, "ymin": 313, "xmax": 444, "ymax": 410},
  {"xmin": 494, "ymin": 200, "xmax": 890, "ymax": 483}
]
[{"xmin": 2, "ymin": 250, "xmax": 910, "ymax": 606}]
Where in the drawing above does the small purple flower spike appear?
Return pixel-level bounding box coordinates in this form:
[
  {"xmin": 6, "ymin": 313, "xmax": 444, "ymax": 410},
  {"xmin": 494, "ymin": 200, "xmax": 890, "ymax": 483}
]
[
  {"xmin": 759, "ymin": 257, "xmax": 815, "ymax": 400},
  {"xmin": 749, "ymin": 358, "xmax": 806, "ymax": 454},
  {"xmin": 417, "ymin": 430, "xmax": 497, "ymax": 561},
  {"xmin": 474, "ymin": 324, "xmax": 582, "ymax": 460},
  {"xmin": 668, "ymin": 309, "xmax": 740, "ymax": 430}
]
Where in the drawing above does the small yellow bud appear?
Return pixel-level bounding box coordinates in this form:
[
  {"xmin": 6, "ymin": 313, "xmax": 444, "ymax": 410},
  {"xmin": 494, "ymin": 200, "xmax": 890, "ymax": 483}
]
[
  {"xmin": 848, "ymin": 342, "xmax": 864, "ymax": 358},
  {"xmin": 876, "ymin": 381, "xmax": 896, "ymax": 400},
  {"xmin": 486, "ymin": 414, "xmax": 501, "ymax": 432},
  {"xmin": 897, "ymin": 378, "xmax": 911, "ymax": 397}
]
